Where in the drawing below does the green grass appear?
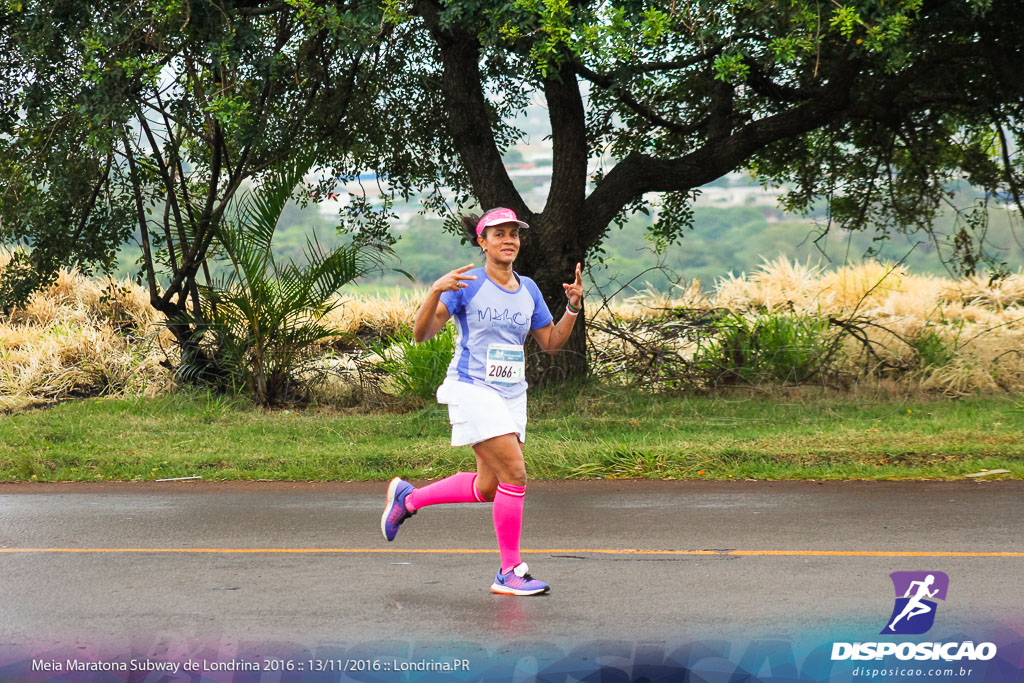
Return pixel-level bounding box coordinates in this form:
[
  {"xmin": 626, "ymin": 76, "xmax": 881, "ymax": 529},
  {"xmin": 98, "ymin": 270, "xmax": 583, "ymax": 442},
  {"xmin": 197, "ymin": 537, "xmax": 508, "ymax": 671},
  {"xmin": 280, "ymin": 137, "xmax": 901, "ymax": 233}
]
[{"xmin": 1, "ymin": 389, "xmax": 1022, "ymax": 482}]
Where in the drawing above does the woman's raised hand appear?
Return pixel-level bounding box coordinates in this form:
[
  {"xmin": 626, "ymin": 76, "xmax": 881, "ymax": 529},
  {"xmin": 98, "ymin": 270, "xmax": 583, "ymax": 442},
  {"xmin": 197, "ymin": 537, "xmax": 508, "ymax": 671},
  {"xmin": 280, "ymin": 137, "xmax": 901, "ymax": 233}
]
[
  {"xmin": 563, "ymin": 262, "xmax": 583, "ymax": 308},
  {"xmin": 432, "ymin": 264, "xmax": 477, "ymax": 293}
]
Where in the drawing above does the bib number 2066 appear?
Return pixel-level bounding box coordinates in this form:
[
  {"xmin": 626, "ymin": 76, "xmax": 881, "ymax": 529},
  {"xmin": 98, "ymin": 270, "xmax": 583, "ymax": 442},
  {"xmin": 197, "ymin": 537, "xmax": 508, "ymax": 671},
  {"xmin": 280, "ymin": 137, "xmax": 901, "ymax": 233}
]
[{"xmin": 485, "ymin": 344, "xmax": 524, "ymax": 386}]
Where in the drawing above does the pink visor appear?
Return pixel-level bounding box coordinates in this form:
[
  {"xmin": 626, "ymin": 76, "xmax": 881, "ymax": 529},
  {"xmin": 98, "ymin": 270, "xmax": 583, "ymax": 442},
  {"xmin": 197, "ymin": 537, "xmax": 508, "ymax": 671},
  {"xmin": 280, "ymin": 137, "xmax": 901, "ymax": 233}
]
[{"xmin": 476, "ymin": 208, "xmax": 529, "ymax": 236}]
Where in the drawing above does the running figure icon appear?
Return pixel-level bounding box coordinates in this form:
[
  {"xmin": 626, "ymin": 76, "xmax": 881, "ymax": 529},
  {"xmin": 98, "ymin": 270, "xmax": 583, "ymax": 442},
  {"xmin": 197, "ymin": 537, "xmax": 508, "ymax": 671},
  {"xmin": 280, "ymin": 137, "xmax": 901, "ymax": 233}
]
[
  {"xmin": 881, "ymin": 571, "xmax": 949, "ymax": 635},
  {"xmin": 888, "ymin": 574, "xmax": 939, "ymax": 631}
]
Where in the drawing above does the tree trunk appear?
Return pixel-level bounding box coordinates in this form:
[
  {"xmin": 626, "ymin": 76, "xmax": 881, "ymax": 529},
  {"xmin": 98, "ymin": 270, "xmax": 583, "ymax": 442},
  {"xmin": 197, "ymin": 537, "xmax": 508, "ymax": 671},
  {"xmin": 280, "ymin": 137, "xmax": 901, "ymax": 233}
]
[
  {"xmin": 161, "ymin": 311, "xmax": 227, "ymax": 386},
  {"xmin": 517, "ymin": 213, "xmax": 589, "ymax": 388},
  {"xmin": 416, "ymin": 3, "xmax": 592, "ymax": 385}
]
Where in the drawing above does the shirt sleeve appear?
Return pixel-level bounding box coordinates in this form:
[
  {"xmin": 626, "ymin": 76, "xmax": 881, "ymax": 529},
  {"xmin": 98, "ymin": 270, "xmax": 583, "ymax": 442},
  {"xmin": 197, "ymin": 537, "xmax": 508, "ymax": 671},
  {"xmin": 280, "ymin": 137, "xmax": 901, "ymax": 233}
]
[
  {"xmin": 525, "ymin": 278, "xmax": 554, "ymax": 330},
  {"xmin": 438, "ymin": 286, "xmax": 463, "ymax": 316}
]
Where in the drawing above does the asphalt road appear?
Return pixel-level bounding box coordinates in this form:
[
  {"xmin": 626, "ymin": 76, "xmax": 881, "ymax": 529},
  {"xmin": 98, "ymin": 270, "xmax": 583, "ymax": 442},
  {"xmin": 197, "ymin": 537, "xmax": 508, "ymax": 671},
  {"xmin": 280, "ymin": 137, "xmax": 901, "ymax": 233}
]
[{"xmin": 1, "ymin": 480, "xmax": 1022, "ymax": 680}]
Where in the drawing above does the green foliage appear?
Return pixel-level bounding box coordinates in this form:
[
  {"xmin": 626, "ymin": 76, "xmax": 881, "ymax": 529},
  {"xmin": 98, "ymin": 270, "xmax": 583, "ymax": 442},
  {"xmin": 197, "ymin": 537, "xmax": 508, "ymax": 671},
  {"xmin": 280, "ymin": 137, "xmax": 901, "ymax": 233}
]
[
  {"xmin": 694, "ymin": 312, "xmax": 834, "ymax": 384},
  {"xmin": 568, "ymin": 445, "xmax": 671, "ymax": 479},
  {"xmin": 648, "ymin": 190, "xmax": 698, "ymax": 251},
  {"xmin": 713, "ymin": 52, "xmax": 751, "ymax": 84},
  {"xmin": 370, "ymin": 325, "xmax": 455, "ymax": 402},
  {"xmin": 909, "ymin": 326, "xmax": 959, "ymax": 369},
  {"xmin": 0, "ymin": 251, "xmax": 38, "ymax": 313},
  {"xmin": 181, "ymin": 159, "xmax": 394, "ymax": 405},
  {"xmin": 361, "ymin": 0, "xmax": 1024, "ymax": 290},
  {"xmin": 0, "ymin": 0, "xmax": 386, "ymax": 322}
]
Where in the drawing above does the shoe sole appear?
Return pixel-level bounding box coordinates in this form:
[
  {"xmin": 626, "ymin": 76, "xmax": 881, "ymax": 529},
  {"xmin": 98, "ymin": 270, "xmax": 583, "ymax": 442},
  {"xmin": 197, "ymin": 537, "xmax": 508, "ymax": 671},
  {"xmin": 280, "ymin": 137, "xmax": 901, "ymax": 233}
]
[
  {"xmin": 380, "ymin": 477, "xmax": 403, "ymax": 541},
  {"xmin": 490, "ymin": 583, "xmax": 550, "ymax": 596}
]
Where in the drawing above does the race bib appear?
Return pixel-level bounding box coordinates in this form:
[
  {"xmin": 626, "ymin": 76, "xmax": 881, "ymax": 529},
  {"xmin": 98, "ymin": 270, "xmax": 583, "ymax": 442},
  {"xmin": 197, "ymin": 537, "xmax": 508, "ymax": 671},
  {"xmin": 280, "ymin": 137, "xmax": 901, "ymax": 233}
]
[{"xmin": 485, "ymin": 343, "xmax": 525, "ymax": 386}]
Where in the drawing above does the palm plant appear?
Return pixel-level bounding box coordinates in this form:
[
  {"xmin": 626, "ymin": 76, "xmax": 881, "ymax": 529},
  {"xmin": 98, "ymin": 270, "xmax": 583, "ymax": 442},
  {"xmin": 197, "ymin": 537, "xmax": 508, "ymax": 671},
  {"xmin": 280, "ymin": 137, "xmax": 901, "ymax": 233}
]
[{"xmin": 181, "ymin": 159, "xmax": 391, "ymax": 405}]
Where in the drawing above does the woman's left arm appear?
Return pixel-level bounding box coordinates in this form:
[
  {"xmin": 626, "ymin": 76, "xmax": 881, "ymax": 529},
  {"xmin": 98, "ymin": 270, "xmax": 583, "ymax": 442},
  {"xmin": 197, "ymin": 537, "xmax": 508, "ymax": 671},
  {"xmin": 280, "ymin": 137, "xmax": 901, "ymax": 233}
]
[{"xmin": 531, "ymin": 263, "xmax": 583, "ymax": 355}]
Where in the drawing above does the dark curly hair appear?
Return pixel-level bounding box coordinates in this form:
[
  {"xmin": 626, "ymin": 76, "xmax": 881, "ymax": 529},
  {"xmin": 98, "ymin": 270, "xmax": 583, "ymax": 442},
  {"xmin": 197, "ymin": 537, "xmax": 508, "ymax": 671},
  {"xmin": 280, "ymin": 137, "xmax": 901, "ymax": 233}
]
[{"xmin": 459, "ymin": 212, "xmax": 483, "ymax": 245}]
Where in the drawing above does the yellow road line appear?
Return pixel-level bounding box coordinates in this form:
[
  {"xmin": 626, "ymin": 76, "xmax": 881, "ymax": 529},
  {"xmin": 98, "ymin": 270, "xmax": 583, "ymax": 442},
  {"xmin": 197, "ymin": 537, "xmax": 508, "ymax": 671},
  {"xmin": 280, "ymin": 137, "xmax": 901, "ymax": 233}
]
[
  {"xmin": 728, "ymin": 550, "xmax": 1024, "ymax": 557},
  {"xmin": 0, "ymin": 548, "xmax": 1020, "ymax": 557}
]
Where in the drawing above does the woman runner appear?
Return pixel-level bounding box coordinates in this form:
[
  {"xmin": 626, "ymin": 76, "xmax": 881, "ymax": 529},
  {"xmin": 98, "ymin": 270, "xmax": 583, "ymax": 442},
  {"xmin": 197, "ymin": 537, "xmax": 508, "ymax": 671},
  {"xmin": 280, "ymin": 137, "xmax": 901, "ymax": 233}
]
[{"xmin": 380, "ymin": 207, "xmax": 583, "ymax": 596}]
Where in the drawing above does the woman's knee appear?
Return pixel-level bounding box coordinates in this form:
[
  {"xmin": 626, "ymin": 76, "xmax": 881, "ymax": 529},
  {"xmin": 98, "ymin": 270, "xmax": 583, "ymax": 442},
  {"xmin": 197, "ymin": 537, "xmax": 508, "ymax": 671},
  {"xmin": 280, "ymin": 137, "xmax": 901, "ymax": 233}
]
[
  {"xmin": 476, "ymin": 465, "xmax": 525, "ymax": 493},
  {"xmin": 500, "ymin": 467, "xmax": 527, "ymax": 487},
  {"xmin": 474, "ymin": 434, "xmax": 526, "ymax": 487},
  {"xmin": 475, "ymin": 479, "xmax": 498, "ymax": 501},
  {"xmin": 474, "ymin": 470, "xmax": 498, "ymax": 501}
]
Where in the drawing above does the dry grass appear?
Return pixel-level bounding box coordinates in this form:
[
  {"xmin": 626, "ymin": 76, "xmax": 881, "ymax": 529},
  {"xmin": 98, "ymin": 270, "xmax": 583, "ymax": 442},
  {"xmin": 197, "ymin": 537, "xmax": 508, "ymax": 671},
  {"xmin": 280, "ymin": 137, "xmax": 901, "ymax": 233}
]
[
  {"xmin": 596, "ymin": 278, "xmax": 711, "ymax": 320},
  {"xmin": 324, "ymin": 288, "xmax": 421, "ymax": 340},
  {"xmin": 588, "ymin": 257, "xmax": 1024, "ymax": 395},
  {"xmin": 0, "ymin": 263, "xmax": 175, "ymax": 410},
  {"xmin": 3, "ymin": 254, "xmax": 1023, "ymax": 406}
]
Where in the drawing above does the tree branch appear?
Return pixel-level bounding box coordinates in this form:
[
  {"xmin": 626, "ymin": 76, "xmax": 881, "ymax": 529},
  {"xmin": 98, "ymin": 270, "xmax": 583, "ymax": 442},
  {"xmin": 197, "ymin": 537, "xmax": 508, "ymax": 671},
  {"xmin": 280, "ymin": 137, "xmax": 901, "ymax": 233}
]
[
  {"xmin": 743, "ymin": 58, "xmax": 813, "ymax": 103},
  {"xmin": 153, "ymin": 87, "xmax": 198, "ymax": 238},
  {"xmin": 119, "ymin": 129, "xmax": 159, "ymax": 303},
  {"xmin": 542, "ymin": 61, "xmax": 588, "ymax": 225},
  {"xmin": 574, "ymin": 61, "xmax": 708, "ymax": 137},
  {"xmin": 575, "ymin": 48, "xmax": 725, "ymax": 85},
  {"xmin": 413, "ymin": 0, "xmax": 527, "ymax": 215},
  {"xmin": 582, "ymin": 58, "xmax": 861, "ymax": 243},
  {"xmin": 69, "ymin": 153, "xmax": 113, "ymax": 252},
  {"xmin": 236, "ymin": 2, "xmax": 287, "ymax": 16},
  {"xmin": 135, "ymin": 107, "xmax": 187, "ymax": 290}
]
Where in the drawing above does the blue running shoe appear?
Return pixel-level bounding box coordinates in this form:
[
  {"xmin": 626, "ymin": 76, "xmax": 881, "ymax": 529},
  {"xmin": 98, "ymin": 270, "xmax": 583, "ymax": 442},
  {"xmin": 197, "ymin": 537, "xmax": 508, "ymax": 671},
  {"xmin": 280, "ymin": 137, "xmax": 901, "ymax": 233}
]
[
  {"xmin": 381, "ymin": 477, "xmax": 415, "ymax": 541},
  {"xmin": 490, "ymin": 562, "xmax": 550, "ymax": 596}
]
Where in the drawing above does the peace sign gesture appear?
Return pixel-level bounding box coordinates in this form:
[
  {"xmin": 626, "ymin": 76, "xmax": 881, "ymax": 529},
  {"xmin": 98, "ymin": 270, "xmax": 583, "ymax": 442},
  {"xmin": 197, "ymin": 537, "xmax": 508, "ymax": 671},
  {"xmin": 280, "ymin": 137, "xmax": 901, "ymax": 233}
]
[
  {"xmin": 563, "ymin": 262, "xmax": 583, "ymax": 309},
  {"xmin": 431, "ymin": 263, "xmax": 477, "ymax": 293}
]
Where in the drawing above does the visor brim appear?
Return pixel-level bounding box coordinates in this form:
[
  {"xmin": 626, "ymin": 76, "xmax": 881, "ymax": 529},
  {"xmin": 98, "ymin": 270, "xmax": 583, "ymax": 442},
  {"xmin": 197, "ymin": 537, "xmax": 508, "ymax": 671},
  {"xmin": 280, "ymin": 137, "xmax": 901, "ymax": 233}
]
[{"xmin": 478, "ymin": 219, "xmax": 529, "ymax": 234}]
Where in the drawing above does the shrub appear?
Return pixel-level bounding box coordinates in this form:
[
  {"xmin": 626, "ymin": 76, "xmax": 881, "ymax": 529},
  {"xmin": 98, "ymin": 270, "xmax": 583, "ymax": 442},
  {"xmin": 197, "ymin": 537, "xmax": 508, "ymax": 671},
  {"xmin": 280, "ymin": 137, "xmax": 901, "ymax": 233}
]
[
  {"xmin": 694, "ymin": 311, "xmax": 833, "ymax": 384},
  {"xmin": 909, "ymin": 328, "xmax": 957, "ymax": 368},
  {"xmin": 370, "ymin": 324, "xmax": 454, "ymax": 402}
]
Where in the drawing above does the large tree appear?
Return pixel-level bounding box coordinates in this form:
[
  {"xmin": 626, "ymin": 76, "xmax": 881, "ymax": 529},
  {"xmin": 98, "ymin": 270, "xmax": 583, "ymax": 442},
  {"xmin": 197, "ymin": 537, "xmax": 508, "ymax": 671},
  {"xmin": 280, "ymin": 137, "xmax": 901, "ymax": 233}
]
[
  {"xmin": 0, "ymin": 0, "xmax": 385, "ymax": 364},
  {"xmin": 5, "ymin": 1, "xmax": 1023, "ymax": 386},
  {"xmin": 351, "ymin": 0, "xmax": 1024, "ymax": 382}
]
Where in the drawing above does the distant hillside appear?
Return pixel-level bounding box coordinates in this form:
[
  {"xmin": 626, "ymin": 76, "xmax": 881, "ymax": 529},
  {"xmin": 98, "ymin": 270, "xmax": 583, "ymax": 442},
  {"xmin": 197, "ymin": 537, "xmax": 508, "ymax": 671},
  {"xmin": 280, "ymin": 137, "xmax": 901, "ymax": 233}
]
[
  {"xmin": 341, "ymin": 204, "xmax": 1024, "ymax": 294},
  {"xmin": 101, "ymin": 99, "xmax": 1024, "ymax": 294},
  {"xmin": 115, "ymin": 198, "xmax": 1024, "ymax": 296}
]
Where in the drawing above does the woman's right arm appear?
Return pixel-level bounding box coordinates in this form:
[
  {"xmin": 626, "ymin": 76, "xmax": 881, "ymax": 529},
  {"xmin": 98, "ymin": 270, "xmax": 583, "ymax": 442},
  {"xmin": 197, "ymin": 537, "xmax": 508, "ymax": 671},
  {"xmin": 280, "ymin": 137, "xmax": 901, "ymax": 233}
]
[{"xmin": 412, "ymin": 264, "xmax": 477, "ymax": 342}]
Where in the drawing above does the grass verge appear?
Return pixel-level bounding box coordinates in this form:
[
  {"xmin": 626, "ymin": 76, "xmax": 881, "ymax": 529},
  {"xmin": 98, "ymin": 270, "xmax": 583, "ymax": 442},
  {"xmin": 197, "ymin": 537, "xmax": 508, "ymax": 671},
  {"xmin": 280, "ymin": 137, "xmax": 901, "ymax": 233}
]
[{"xmin": 0, "ymin": 389, "xmax": 1021, "ymax": 482}]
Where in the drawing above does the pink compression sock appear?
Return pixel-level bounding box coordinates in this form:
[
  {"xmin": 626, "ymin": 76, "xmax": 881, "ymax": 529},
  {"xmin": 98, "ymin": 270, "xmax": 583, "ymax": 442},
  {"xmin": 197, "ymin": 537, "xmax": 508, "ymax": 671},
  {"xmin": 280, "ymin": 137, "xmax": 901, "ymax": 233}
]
[
  {"xmin": 403, "ymin": 472, "xmax": 485, "ymax": 512},
  {"xmin": 493, "ymin": 483, "xmax": 526, "ymax": 573}
]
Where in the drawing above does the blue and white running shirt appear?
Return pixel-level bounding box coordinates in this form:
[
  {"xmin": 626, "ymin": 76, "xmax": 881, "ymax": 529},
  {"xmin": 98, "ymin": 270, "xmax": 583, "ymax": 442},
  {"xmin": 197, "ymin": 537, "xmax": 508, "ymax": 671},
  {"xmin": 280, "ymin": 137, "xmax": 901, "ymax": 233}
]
[{"xmin": 439, "ymin": 268, "xmax": 553, "ymax": 398}]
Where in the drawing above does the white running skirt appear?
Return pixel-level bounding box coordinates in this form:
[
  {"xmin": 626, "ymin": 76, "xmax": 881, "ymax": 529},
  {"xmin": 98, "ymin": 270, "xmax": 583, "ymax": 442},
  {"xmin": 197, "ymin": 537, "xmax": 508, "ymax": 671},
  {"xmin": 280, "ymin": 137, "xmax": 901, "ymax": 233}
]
[{"xmin": 435, "ymin": 378, "xmax": 527, "ymax": 447}]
